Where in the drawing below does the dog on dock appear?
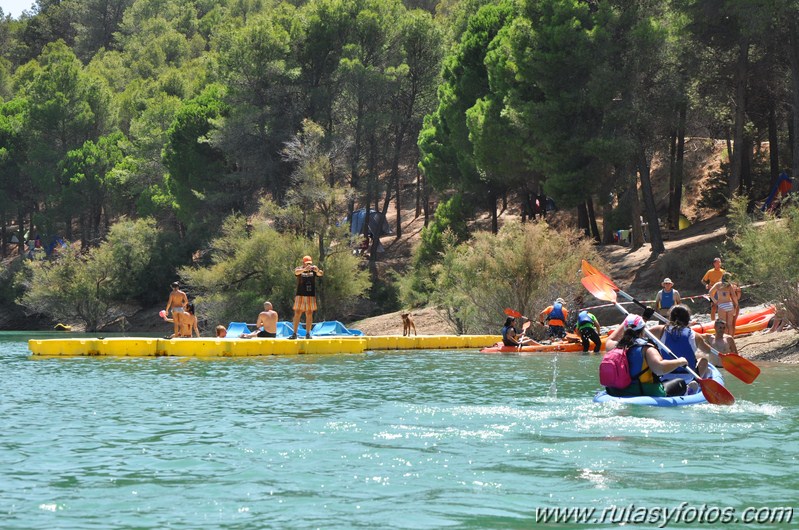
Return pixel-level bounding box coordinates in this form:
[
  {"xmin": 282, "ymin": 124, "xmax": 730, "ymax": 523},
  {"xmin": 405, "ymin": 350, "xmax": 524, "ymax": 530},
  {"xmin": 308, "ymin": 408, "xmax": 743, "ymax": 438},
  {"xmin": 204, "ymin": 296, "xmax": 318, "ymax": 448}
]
[{"xmin": 401, "ymin": 312, "xmax": 417, "ymax": 336}]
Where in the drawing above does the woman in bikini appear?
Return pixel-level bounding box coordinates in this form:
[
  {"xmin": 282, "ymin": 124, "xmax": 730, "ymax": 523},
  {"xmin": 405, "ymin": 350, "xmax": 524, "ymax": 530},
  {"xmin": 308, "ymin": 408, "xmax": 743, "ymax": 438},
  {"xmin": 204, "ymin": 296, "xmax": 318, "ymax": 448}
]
[{"xmin": 709, "ymin": 273, "xmax": 739, "ymax": 336}]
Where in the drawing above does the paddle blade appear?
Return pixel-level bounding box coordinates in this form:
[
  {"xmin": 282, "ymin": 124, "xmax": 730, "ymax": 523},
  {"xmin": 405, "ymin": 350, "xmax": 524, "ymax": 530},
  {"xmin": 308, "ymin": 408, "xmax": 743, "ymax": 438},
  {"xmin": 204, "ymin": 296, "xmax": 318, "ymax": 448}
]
[
  {"xmin": 720, "ymin": 353, "xmax": 761, "ymax": 384},
  {"xmin": 581, "ymin": 275, "xmax": 618, "ymax": 303},
  {"xmin": 522, "ymin": 320, "xmax": 532, "ymax": 332},
  {"xmin": 698, "ymin": 378, "xmax": 735, "ymax": 406},
  {"xmin": 504, "ymin": 308, "xmax": 523, "ymax": 319},
  {"xmin": 159, "ymin": 310, "xmax": 167, "ymax": 320},
  {"xmin": 581, "ymin": 260, "xmax": 619, "ymax": 289}
]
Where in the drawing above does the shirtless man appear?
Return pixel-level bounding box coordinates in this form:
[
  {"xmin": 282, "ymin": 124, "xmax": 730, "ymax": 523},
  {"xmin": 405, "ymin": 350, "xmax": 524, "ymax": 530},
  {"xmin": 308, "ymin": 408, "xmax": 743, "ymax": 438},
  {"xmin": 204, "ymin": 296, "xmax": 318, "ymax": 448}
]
[
  {"xmin": 244, "ymin": 301, "xmax": 279, "ymax": 338},
  {"xmin": 165, "ymin": 282, "xmax": 189, "ymax": 337},
  {"xmin": 705, "ymin": 319, "xmax": 737, "ymax": 367}
]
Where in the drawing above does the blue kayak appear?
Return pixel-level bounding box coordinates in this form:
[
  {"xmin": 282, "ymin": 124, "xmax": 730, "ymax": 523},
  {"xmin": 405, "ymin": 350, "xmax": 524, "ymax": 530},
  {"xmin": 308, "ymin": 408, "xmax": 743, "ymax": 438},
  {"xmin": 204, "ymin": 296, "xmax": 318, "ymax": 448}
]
[{"xmin": 593, "ymin": 365, "xmax": 725, "ymax": 407}]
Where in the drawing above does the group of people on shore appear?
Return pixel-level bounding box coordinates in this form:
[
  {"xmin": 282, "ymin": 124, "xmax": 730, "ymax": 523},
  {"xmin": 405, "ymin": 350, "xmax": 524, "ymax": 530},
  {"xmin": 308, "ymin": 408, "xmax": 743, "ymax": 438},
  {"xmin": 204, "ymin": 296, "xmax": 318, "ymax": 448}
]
[
  {"xmin": 602, "ymin": 257, "xmax": 742, "ymax": 398},
  {"xmin": 501, "ymin": 257, "xmax": 744, "ymax": 398},
  {"xmin": 166, "ymin": 255, "xmax": 324, "ymax": 339}
]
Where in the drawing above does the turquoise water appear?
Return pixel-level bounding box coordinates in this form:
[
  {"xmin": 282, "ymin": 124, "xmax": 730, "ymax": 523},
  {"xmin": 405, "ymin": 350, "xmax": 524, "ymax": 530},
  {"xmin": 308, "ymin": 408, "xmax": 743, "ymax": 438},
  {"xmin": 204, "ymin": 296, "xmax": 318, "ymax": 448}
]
[{"xmin": 2, "ymin": 335, "xmax": 798, "ymax": 529}]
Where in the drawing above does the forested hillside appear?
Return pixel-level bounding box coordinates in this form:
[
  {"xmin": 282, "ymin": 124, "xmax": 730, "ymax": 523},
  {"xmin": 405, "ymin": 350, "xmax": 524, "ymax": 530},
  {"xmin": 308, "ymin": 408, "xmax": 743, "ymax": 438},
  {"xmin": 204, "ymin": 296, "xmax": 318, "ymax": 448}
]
[{"xmin": 1, "ymin": 0, "xmax": 797, "ymax": 331}]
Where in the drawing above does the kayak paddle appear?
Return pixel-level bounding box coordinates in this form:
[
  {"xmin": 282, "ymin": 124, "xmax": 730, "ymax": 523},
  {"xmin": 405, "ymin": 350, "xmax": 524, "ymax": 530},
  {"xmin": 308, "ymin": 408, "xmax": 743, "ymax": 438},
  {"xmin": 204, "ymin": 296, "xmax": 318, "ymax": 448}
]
[
  {"xmin": 580, "ymin": 260, "xmax": 760, "ymax": 384},
  {"xmin": 581, "ymin": 274, "xmax": 735, "ymax": 406},
  {"xmin": 504, "ymin": 308, "xmax": 525, "ymax": 319},
  {"xmin": 517, "ymin": 320, "xmax": 533, "ymax": 350}
]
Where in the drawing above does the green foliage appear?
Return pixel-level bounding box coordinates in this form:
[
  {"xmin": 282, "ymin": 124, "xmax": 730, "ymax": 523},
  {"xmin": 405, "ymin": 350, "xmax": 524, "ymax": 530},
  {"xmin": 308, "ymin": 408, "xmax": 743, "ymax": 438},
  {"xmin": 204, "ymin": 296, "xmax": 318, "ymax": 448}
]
[
  {"xmin": 15, "ymin": 217, "xmax": 159, "ymax": 330},
  {"xmin": 698, "ymin": 161, "xmax": 730, "ymax": 211},
  {"xmin": 415, "ymin": 194, "xmax": 469, "ymax": 266},
  {"xmin": 281, "ymin": 119, "xmax": 351, "ymax": 257},
  {"xmin": 163, "ymin": 83, "xmax": 232, "ymax": 238},
  {"xmin": 725, "ymin": 197, "xmax": 799, "ymax": 325},
  {"xmin": 399, "ymin": 194, "xmax": 470, "ymax": 307},
  {"xmin": 0, "ymin": 257, "xmax": 24, "ymax": 305},
  {"xmin": 179, "ymin": 212, "xmax": 370, "ymax": 329},
  {"xmin": 60, "ymin": 131, "xmax": 128, "ymax": 246},
  {"xmin": 431, "ymin": 220, "xmax": 601, "ymax": 334},
  {"xmin": 419, "ymin": 1, "xmax": 516, "ymax": 198}
]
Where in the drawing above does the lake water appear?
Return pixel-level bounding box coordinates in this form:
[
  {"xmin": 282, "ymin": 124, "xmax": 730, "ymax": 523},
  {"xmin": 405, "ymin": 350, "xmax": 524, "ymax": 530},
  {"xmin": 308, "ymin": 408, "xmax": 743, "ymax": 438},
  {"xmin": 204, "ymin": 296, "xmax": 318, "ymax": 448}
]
[{"xmin": 2, "ymin": 334, "xmax": 798, "ymax": 529}]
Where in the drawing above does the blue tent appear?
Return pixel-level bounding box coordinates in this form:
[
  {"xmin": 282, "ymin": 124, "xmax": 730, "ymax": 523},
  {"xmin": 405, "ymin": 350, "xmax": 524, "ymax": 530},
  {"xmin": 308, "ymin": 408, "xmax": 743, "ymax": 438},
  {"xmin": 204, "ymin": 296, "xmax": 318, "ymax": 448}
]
[{"xmin": 347, "ymin": 208, "xmax": 392, "ymax": 238}]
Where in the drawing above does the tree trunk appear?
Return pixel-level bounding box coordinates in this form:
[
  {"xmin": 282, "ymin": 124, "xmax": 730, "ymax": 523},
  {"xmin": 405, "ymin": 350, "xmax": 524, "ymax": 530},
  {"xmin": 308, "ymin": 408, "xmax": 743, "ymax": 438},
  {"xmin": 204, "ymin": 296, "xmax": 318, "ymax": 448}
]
[
  {"xmin": 601, "ymin": 202, "xmax": 614, "ymax": 244},
  {"xmin": 667, "ymin": 129, "xmax": 677, "ymax": 228},
  {"xmin": 577, "ymin": 201, "xmax": 589, "ymax": 238},
  {"xmin": 395, "ymin": 165, "xmax": 402, "ymax": 239},
  {"xmin": 415, "ymin": 165, "xmax": 421, "ymax": 219},
  {"xmin": 730, "ymin": 37, "xmax": 750, "ymax": 196},
  {"xmin": 742, "ymin": 135, "xmax": 754, "ymax": 211},
  {"xmin": 1, "ymin": 208, "xmax": 6, "ymax": 258},
  {"xmin": 628, "ymin": 167, "xmax": 644, "ymax": 251},
  {"xmin": 638, "ymin": 148, "xmax": 665, "ymax": 255},
  {"xmin": 768, "ymin": 99, "xmax": 780, "ymax": 188},
  {"xmin": 669, "ymin": 102, "xmax": 686, "ymax": 230},
  {"xmin": 18, "ymin": 208, "xmax": 25, "ymax": 256},
  {"xmin": 423, "ymin": 172, "xmax": 430, "ymax": 226},
  {"xmin": 586, "ymin": 196, "xmax": 601, "ymax": 243},
  {"xmin": 790, "ymin": 20, "xmax": 799, "ymax": 176},
  {"xmin": 789, "ymin": 106, "xmax": 795, "ymax": 169},
  {"xmin": 490, "ymin": 192, "xmax": 498, "ymax": 234}
]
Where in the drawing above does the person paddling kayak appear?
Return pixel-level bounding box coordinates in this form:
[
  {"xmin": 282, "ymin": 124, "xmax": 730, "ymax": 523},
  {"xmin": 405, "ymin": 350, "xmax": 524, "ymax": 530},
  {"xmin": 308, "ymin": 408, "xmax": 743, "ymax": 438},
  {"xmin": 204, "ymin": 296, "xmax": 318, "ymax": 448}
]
[{"xmin": 603, "ymin": 314, "xmax": 689, "ymax": 397}]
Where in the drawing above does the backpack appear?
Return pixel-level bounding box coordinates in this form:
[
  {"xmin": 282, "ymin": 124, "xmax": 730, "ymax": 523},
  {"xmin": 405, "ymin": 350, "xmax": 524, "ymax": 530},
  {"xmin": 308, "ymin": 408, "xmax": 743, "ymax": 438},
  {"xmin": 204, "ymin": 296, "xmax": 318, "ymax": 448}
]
[{"xmin": 599, "ymin": 347, "xmax": 632, "ymax": 389}]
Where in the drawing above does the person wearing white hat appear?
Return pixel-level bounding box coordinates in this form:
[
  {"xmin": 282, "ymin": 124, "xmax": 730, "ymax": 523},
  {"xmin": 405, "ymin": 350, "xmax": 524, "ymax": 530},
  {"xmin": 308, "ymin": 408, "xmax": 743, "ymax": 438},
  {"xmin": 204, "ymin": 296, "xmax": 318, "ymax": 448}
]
[
  {"xmin": 538, "ymin": 298, "xmax": 569, "ymax": 339},
  {"xmin": 654, "ymin": 278, "xmax": 681, "ymax": 318}
]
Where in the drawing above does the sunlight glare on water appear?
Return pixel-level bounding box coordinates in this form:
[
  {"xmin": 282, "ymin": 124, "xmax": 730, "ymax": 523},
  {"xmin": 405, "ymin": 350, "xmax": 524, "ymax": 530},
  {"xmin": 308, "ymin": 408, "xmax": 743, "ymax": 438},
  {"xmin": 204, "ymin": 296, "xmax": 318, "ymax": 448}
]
[{"xmin": 1, "ymin": 335, "xmax": 798, "ymax": 529}]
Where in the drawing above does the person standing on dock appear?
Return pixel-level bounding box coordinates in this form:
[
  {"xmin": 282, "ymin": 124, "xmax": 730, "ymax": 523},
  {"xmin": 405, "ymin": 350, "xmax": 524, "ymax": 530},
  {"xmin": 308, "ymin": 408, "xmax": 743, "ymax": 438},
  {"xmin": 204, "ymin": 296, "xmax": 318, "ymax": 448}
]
[
  {"xmin": 166, "ymin": 282, "xmax": 188, "ymax": 338},
  {"xmin": 290, "ymin": 256, "xmax": 324, "ymax": 339}
]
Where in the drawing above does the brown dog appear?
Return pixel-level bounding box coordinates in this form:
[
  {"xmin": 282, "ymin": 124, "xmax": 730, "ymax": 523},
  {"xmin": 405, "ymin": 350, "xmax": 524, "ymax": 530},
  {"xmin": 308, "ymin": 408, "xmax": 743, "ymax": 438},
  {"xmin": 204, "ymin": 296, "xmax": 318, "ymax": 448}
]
[{"xmin": 401, "ymin": 312, "xmax": 417, "ymax": 336}]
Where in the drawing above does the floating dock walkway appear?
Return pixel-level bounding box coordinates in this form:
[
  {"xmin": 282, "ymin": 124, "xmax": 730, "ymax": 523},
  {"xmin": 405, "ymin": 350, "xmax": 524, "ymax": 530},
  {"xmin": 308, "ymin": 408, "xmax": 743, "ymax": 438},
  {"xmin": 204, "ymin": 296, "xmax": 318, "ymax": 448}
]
[{"xmin": 28, "ymin": 335, "xmax": 501, "ymax": 357}]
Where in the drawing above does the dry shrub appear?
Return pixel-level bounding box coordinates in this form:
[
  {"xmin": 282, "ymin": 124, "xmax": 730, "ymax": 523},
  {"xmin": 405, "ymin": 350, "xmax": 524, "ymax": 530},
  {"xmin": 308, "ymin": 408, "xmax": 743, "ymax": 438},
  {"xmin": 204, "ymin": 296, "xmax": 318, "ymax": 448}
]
[
  {"xmin": 725, "ymin": 197, "xmax": 799, "ymax": 327},
  {"xmin": 432, "ymin": 221, "xmax": 603, "ymax": 334}
]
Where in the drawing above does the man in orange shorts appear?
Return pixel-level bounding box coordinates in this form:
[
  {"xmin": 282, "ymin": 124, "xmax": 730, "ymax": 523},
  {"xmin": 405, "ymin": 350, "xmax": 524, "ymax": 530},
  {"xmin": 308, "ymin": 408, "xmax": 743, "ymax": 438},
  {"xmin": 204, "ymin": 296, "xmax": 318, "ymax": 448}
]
[{"xmin": 290, "ymin": 255, "xmax": 324, "ymax": 339}]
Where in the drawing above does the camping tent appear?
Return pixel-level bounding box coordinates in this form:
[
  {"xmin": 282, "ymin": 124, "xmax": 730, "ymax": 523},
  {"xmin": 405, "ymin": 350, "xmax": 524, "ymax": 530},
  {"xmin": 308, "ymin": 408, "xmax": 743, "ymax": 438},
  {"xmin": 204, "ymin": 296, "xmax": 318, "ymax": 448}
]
[{"xmin": 347, "ymin": 208, "xmax": 392, "ymax": 238}]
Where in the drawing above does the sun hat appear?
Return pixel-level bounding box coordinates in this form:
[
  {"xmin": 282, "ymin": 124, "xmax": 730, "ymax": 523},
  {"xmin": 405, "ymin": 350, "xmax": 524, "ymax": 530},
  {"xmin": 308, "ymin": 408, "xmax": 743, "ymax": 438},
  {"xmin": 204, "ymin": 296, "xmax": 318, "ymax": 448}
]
[
  {"xmin": 624, "ymin": 314, "xmax": 646, "ymax": 331},
  {"xmin": 555, "ymin": 297, "xmax": 565, "ymax": 304},
  {"xmin": 662, "ymin": 278, "xmax": 673, "ymax": 284},
  {"xmin": 302, "ymin": 255, "xmax": 313, "ymax": 263}
]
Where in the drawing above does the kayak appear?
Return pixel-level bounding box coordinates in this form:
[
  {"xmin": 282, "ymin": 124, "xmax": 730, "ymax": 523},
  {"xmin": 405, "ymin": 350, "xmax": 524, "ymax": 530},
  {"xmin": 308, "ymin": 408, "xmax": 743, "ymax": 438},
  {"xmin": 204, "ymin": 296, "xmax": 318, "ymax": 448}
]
[
  {"xmin": 479, "ymin": 306, "xmax": 775, "ymax": 354},
  {"xmin": 691, "ymin": 306, "xmax": 774, "ymax": 335},
  {"xmin": 593, "ymin": 364, "xmax": 725, "ymax": 407},
  {"xmin": 480, "ymin": 335, "xmax": 608, "ymax": 354}
]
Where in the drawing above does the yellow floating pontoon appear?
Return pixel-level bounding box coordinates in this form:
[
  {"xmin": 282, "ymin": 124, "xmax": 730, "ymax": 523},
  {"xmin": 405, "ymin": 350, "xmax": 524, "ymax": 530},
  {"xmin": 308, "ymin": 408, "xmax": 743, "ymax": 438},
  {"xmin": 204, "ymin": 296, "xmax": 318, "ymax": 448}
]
[{"xmin": 28, "ymin": 335, "xmax": 501, "ymax": 357}]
